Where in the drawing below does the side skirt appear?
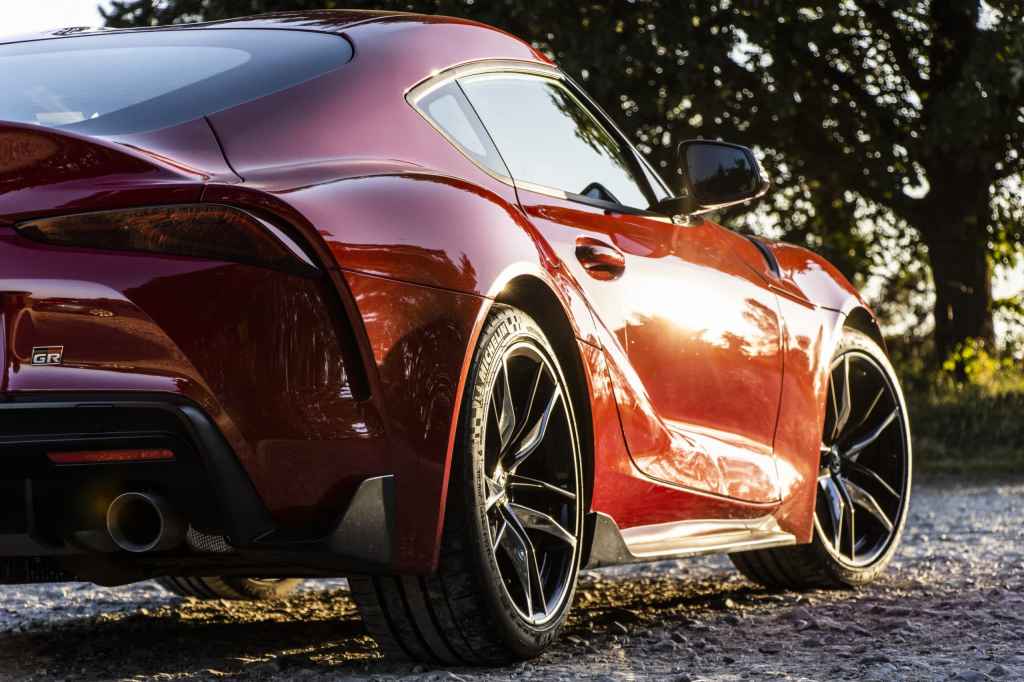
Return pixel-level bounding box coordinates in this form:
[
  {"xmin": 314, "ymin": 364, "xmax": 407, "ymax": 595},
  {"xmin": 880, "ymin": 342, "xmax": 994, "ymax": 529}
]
[{"xmin": 583, "ymin": 512, "xmax": 796, "ymax": 569}]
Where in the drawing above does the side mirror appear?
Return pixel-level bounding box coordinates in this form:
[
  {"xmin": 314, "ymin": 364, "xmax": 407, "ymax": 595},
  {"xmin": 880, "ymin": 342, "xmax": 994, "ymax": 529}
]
[{"xmin": 653, "ymin": 140, "xmax": 770, "ymax": 221}]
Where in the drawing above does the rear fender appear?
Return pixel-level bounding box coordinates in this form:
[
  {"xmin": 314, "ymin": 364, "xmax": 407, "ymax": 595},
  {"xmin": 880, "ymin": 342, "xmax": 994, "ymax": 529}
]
[
  {"xmin": 204, "ymin": 172, "xmax": 603, "ymax": 571},
  {"xmin": 206, "ymin": 171, "xmax": 603, "ymax": 372}
]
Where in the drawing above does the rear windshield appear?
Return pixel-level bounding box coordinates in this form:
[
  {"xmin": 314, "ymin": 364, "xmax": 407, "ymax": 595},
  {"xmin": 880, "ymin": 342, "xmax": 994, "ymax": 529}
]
[{"xmin": 0, "ymin": 29, "xmax": 352, "ymax": 136}]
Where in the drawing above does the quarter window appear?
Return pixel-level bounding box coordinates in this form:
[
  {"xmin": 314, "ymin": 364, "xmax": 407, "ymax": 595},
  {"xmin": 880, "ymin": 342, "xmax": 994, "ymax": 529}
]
[
  {"xmin": 460, "ymin": 74, "xmax": 651, "ymax": 209},
  {"xmin": 416, "ymin": 81, "xmax": 508, "ymax": 178}
]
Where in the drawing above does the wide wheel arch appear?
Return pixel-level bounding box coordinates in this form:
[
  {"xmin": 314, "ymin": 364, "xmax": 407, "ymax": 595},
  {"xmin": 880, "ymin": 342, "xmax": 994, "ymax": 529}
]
[
  {"xmin": 844, "ymin": 305, "xmax": 887, "ymax": 353},
  {"xmin": 492, "ymin": 276, "xmax": 596, "ymax": 517}
]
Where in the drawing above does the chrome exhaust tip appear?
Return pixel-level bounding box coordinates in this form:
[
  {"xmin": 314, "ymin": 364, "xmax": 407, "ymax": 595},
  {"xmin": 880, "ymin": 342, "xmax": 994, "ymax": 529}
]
[{"xmin": 106, "ymin": 492, "xmax": 185, "ymax": 553}]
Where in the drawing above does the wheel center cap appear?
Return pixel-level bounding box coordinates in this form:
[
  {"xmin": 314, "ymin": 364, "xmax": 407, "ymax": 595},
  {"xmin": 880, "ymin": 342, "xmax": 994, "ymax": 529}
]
[{"xmin": 828, "ymin": 447, "xmax": 842, "ymax": 475}]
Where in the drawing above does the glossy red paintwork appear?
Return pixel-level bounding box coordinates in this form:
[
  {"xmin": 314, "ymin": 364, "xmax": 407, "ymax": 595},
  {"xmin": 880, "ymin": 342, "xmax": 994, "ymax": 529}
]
[
  {"xmin": 0, "ymin": 11, "xmax": 875, "ymax": 572},
  {"xmin": 523, "ymin": 192, "xmax": 783, "ymax": 505}
]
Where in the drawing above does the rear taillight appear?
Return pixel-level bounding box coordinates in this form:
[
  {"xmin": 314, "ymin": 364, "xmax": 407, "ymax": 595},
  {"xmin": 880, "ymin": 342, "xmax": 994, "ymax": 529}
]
[
  {"xmin": 47, "ymin": 449, "xmax": 175, "ymax": 465},
  {"xmin": 14, "ymin": 204, "xmax": 316, "ymax": 275}
]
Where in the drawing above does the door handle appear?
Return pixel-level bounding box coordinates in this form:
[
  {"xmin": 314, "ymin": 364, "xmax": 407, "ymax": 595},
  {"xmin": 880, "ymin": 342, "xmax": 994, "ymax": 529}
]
[{"xmin": 575, "ymin": 236, "xmax": 626, "ymax": 281}]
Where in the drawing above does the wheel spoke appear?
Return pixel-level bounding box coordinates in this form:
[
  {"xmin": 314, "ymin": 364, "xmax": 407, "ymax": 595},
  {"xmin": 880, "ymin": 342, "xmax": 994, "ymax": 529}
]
[
  {"xmin": 842, "ymin": 477, "xmax": 894, "ymax": 532},
  {"xmin": 821, "ymin": 475, "xmax": 845, "ymax": 550},
  {"xmin": 492, "ymin": 517, "xmax": 507, "ymax": 552},
  {"xmin": 510, "ymin": 502, "xmax": 577, "ymax": 550},
  {"xmin": 497, "ymin": 504, "xmax": 534, "ymax": 615},
  {"xmin": 484, "ymin": 476, "xmax": 505, "ymax": 512},
  {"xmin": 845, "ymin": 460, "xmax": 900, "ymax": 499},
  {"xmin": 500, "ymin": 387, "xmax": 561, "ymax": 474},
  {"xmin": 497, "ymin": 357, "xmax": 516, "ymax": 450},
  {"xmin": 499, "ymin": 504, "xmax": 546, "ymax": 619},
  {"xmin": 850, "ymin": 387, "xmax": 885, "ymax": 438},
  {"xmin": 833, "ymin": 475, "xmax": 857, "ymax": 562},
  {"xmin": 844, "ymin": 409, "xmax": 898, "ymax": 460},
  {"xmin": 508, "ymin": 362, "xmax": 544, "ymax": 448},
  {"xmin": 828, "ymin": 378, "xmax": 840, "ymax": 440},
  {"xmin": 509, "ymin": 474, "xmax": 577, "ymax": 502},
  {"xmin": 832, "ymin": 355, "xmax": 853, "ymax": 440}
]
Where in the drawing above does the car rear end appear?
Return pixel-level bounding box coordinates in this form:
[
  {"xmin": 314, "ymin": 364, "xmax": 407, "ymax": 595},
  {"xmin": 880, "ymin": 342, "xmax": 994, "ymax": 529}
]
[{"xmin": 0, "ymin": 26, "xmax": 391, "ymax": 586}]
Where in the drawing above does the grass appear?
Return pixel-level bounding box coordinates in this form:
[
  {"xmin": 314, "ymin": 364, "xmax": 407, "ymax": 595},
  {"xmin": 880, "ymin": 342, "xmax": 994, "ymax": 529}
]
[
  {"xmin": 892, "ymin": 340, "xmax": 1024, "ymax": 476},
  {"xmin": 906, "ymin": 389, "xmax": 1024, "ymax": 475}
]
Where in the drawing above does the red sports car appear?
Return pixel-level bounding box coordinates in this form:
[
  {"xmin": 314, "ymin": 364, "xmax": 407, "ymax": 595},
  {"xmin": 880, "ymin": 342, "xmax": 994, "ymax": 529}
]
[{"xmin": 0, "ymin": 10, "xmax": 912, "ymax": 664}]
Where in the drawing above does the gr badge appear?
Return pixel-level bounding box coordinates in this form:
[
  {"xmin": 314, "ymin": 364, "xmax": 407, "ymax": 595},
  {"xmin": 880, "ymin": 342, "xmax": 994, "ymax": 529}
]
[{"xmin": 31, "ymin": 346, "xmax": 64, "ymax": 366}]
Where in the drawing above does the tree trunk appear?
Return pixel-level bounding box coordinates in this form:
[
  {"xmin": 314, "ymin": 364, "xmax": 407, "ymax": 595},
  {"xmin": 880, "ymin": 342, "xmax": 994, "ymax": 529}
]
[{"xmin": 920, "ymin": 200, "xmax": 995, "ymax": 363}]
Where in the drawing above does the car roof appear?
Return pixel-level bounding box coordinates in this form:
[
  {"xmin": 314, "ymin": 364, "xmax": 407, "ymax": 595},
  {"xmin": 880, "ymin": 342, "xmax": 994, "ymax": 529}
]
[{"xmin": 0, "ymin": 10, "xmax": 505, "ymax": 46}]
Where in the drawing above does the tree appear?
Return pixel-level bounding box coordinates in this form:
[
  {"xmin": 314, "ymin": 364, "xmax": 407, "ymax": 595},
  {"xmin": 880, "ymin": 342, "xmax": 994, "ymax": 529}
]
[{"xmin": 102, "ymin": 1, "xmax": 1024, "ymax": 361}]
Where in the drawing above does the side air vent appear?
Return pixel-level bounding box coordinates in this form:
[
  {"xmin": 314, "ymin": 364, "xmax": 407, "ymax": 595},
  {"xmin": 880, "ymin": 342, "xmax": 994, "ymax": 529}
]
[{"xmin": 747, "ymin": 236, "xmax": 781, "ymax": 277}]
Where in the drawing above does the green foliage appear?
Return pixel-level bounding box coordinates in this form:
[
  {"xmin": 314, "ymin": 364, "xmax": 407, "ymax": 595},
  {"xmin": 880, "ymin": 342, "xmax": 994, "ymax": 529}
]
[
  {"xmin": 908, "ymin": 389, "xmax": 1024, "ymax": 475},
  {"xmin": 99, "ymin": 1, "xmax": 1024, "ymax": 358},
  {"xmin": 892, "ymin": 337, "xmax": 1024, "ymax": 474},
  {"xmin": 940, "ymin": 338, "xmax": 1024, "ymax": 390}
]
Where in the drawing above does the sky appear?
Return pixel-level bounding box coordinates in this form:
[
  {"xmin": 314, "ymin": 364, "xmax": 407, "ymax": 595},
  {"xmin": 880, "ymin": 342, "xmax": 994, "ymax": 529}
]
[{"xmin": 0, "ymin": 1, "xmax": 108, "ymax": 38}]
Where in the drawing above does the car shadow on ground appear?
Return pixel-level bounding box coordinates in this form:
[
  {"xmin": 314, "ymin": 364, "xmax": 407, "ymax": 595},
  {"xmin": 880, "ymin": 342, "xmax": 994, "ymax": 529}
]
[
  {"xmin": 2, "ymin": 478, "xmax": 1020, "ymax": 680},
  {"xmin": 0, "ymin": 586, "xmax": 378, "ymax": 679},
  {"xmin": 0, "ymin": 572, "xmax": 768, "ymax": 679}
]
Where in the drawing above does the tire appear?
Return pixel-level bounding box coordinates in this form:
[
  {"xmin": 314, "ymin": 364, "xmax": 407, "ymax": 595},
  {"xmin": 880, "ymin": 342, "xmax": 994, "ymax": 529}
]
[
  {"xmin": 156, "ymin": 576, "xmax": 303, "ymax": 600},
  {"xmin": 730, "ymin": 329, "xmax": 912, "ymax": 589},
  {"xmin": 350, "ymin": 306, "xmax": 585, "ymax": 664}
]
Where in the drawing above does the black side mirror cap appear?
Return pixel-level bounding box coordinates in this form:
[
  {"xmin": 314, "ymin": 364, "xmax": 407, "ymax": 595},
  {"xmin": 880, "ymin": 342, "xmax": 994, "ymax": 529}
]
[{"xmin": 653, "ymin": 140, "xmax": 770, "ymax": 220}]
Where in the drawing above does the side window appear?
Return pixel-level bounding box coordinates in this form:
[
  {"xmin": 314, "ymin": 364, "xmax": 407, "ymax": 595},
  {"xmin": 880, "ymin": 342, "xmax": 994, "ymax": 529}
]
[
  {"xmin": 415, "ymin": 81, "xmax": 509, "ymax": 178},
  {"xmin": 459, "ymin": 74, "xmax": 652, "ymax": 209}
]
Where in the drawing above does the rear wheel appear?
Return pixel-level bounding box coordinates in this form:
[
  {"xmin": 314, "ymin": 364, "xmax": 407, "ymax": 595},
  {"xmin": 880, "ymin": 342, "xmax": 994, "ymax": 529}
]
[
  {"xmin": 156, "ymin": 576, "xmax": 302, "ymax": 600},
  {"xmin": 349, "ymin": 306, "xmax": 585, "ymax": 664},
  {"xmin": 731, "ymin": 329, "xmax": 912, "ymax": 589}
]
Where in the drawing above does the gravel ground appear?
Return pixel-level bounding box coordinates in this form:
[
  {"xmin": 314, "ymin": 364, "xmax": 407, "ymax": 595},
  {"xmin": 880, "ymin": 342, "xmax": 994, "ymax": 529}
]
[{"xmin": 0, "ymin": 476, "xmax": 1021, "ymax": 681}]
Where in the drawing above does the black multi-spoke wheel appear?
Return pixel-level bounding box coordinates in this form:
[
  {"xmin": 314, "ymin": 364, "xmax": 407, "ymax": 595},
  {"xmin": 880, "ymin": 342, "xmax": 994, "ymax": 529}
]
[
  {"xmin": 816, "ymin": 345, "xmax": 910, "ymax": 568},
  {"xmin": 731, "ymin": 329, "xmax": 912, "ymax": 589},
  {"xmin": 483, "ymin": 340, "xmax": 580, "ymax": 625},
  {"xmin": 349, "ymin": 307, "xmax": 584, "ymax": 664}
]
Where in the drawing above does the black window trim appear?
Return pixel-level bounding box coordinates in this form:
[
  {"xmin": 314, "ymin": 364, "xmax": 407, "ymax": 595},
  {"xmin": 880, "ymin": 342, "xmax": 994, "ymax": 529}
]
[{"xmin": 405, "ymin": 59, "xmax": 672, "ymax": 215}]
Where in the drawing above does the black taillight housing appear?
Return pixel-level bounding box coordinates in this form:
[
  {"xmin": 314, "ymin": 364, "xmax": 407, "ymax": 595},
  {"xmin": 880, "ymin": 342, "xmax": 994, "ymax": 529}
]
[{"xmin": 14, "ymin": 204, "xmax": 317, "ymax": 275}]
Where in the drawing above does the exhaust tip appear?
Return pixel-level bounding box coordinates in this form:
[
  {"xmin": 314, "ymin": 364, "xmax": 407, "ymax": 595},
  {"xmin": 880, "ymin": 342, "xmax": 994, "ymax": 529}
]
[{"xmin": 106, "ymin": 492, "xmax": 185, "ymax": 553}]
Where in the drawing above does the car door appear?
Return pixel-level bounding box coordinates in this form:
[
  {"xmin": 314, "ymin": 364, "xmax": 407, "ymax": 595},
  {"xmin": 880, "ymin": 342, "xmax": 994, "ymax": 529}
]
[{"xmin": 451, "ymin": 68, "xmax": 784, "ymax": 504}]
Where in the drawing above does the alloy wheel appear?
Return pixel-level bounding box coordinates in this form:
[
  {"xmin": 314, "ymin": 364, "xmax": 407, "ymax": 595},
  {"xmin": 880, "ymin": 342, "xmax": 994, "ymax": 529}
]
[
  {"xmin": 483, "ymin": 340, "xmax": 581, "ymax": 626},
  {"xmin": 815, "ymin": 350, "xmax": 910, "ymax": 568}
]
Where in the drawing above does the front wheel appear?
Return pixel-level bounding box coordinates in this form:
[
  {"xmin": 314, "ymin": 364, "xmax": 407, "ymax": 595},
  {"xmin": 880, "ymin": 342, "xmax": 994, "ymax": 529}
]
[
  {"xmin": 350, "ymin": 306, "xmax": 585, "ymax": 664},
  {"xmin": 731, "ymin": 329, "xmax": 912, "ymax": 589}
]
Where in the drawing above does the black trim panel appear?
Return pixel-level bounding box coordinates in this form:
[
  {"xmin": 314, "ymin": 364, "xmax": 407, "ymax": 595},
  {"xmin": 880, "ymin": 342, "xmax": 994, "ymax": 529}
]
[
  {"xmin": 0, "ymin": 394, "xmax": 397, "ymax": 582},
  {"xmin": 0, "ymin": 394, "xmax": 275, "ymax": 547}
]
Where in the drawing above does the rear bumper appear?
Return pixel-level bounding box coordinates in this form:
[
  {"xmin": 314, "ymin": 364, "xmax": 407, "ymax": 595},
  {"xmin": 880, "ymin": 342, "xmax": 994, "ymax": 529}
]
[
  {"xmin": 0, "ymin": 394, "xmax": 394, "ymax": 585},
  {"xmin": 0, "ymin": 226, "xmax": 476, "ymax": 578}
]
